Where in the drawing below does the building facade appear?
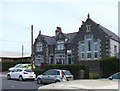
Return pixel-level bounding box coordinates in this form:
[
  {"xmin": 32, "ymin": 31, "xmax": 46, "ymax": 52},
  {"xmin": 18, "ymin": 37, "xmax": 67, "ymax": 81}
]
[{"xmin": 33, "ymin": 14, "xmax": 120, "ymax": 71}]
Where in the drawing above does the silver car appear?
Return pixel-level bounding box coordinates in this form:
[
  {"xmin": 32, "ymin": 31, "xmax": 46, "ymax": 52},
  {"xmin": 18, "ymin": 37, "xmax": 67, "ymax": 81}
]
[{"xmin": 37, "ymin": 69, "xmax": 73, "ymax": 84}]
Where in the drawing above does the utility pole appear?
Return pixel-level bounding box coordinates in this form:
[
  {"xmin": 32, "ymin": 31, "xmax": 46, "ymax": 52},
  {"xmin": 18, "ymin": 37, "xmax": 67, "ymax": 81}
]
[
  {"xmin": 22, "ymin": 45, "xmax": 24, "ymax": 61},
  {"xmin": 31, "ymin": 25, "xmax": 33, "ymax": 70}
]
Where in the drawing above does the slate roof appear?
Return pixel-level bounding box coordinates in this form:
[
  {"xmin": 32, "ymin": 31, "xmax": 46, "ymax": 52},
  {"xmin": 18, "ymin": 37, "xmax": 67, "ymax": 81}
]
[
  {"xmin": 44, "ymin": 36, "xmax": 56, "ymax": 45},
  {"xmin": 65, "ymin": 32, "xmax": 77, "ymax": 43},
  {"xmin": 87, "ymin": 18, "xmax": 120, "ymax": 42},
  {"xmin": 43, "ymin": 32, "xmax": 77, "ymax": 45},
  {"xmin": 99, "ymin": 25, "xmax": 120, "ymax": 42}
]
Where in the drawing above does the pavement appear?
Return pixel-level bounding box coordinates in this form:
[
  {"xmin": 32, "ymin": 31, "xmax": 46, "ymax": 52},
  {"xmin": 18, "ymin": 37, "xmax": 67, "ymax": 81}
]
[{"xmin": 0, "ymin": 71, "xmax": 7, "ymax": 77}]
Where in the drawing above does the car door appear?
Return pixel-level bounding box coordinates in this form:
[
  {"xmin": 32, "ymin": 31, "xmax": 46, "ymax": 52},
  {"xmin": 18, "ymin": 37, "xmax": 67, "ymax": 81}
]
[
  {"xmin": 16, "ymin": 69, "xmax": 22, "ymax": 79},
  {"xmin": 10, "ymin": 69, "xmax": 18, "ymax": 79},
  {"xmin": 49, "ymin": 70, "xmax": 60, "ymax": 83},
  {"xmin": 41, "ymin": 70, "xmax": 52, "ymax": 83}
]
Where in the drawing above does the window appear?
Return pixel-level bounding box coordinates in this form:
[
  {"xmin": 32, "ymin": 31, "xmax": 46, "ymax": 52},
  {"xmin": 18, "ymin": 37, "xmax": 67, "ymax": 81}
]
[
  {"xmin": 87, "ymin": 53, "xmax": 92, "ymax": 58},
  {"xmin": 81, "ymin": 53, "xmax": 85, "ymax": 59},
  {"xmin": 45, "ymin": 70, "xmax": 53, "ymax": 75},
  {"xmin": 88, "ymin": 41, "xmax": 91, "ymax": 51},
  {"xmin": 87, "ymin": 40, "xmax": 92, "ymax": 52},
  {"xmin": 35, "ymin": 55, "xmax": 44, "ymax": 64},
  {"xmin": 86, "ymin": 25, "xmax": 91, "ymax": 32},
  {"xmin": 52, "ymin": 71, "xmax": 60, "ymax": 75},
  {"xmin": 57, "ymin": 41, "xmax": 64, "ymax": 50},
  {"xmin": 114, "ymin": 45, "xmax": 117, "ymax": 53},
  {"xmin": 79, "ymin": 35, "xmax": 100, "ymax": 60},
  {"xmin": 81, "ymin": 44, "xmax": 85, "ymax": 52},
  {"xmin": 59, "ymin": 34, "xmax": 62, "ymax": 38},
  {"xmin": 94, "ymin": 43, "xmax": 98, "ymax": 51},
  {"xmin": 36, "ymin": 42, "xmax": 43, "ymax": 52},
  {"xmin": 94, "ymin": 52, "xmax": 98, "ymax": 58}
]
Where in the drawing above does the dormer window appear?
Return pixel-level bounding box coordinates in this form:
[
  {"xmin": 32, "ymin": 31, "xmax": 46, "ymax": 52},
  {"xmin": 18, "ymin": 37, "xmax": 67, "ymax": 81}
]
[
  {"xmin": 86, "ymin": 25, "xmax": 91, "ymax": 32},
  {"xmin": 59, "ymin": 34, "xmax": 62, "ymax": 38},
  {"xmin": 36, "ymin": 42, "xmax": 43, "ymax": 52},
  {"xmin": 57, "ymin": 41, "xmax": 64, "ymax": 50}
]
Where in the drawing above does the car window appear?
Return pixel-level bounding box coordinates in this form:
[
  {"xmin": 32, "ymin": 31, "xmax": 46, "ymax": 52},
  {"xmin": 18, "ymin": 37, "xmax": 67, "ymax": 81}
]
[
  {"xmin": 112, "ymin": 73, "xmax": 120, "ymax": 79},
  {"xmin": 17, "ymin": 69, "xmax": 22, "ymax": 72},
  {"xmin": 14, "ymin": 69, "xmax": 18, "ymax": 72},
  {"xmin": 44, "ymin": 70, "xmax": 53, "ymax": 75},
  {"xmin": 51, "ymin": 71, "xmax": 60, "ymax": 75}
]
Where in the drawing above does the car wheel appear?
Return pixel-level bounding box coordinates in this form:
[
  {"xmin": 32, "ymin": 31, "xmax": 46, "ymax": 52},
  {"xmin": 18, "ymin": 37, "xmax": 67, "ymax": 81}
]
[
  {"xmin": 19, "ymin": 76, "xmax": 23, "ymax": 81},
  {"xmin": 7, "ymin": 75, "xmax": 11, "ymax": 80},
  {"xmin": 37, "ymin": 78, "xmax": 42, "ymax": 84},
  {"xmin": 55, "ymin": 80, "xmax": 60, "ymax": 83}
]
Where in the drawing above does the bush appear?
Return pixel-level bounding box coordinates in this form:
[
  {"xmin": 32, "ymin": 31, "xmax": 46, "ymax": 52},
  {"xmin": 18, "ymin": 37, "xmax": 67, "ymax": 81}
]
[
  {"xmin": 100, "ymin": 57, "xmax": 119, "ymax": 78},
  {"xmin": 34, "ymin": 68, "xmax": 45, "ymax": 76},
  {"xmin": 89, "ymin": 71, "xmax": 101, "ymax": 79},
  {"xmin": 44, "ymin": 64, "xmax": 89, "ymax": 79}
]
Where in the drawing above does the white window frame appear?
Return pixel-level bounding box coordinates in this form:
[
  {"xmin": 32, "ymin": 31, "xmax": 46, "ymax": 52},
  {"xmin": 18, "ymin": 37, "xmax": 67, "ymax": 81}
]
[
  {"xmin": 57, "ymin": 41, "xmax": 64, "ymax": 50},
  {"xmin": 36, "ymin": 42, "xmax": 43, "ymax": 52},
  {"xmin": 86, "ymin": 25, "xmax": 91, "ymax": 32}
]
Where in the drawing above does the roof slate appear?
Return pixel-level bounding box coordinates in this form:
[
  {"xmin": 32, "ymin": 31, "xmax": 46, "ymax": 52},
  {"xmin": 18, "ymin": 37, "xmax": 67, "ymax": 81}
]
[
  {"xmin": 99, "ymin": 25, "xmax": 120, "ymax": 42},
  {"xmin": 43, "ymin": 32, "xmax": 77, "ymax": 45}
]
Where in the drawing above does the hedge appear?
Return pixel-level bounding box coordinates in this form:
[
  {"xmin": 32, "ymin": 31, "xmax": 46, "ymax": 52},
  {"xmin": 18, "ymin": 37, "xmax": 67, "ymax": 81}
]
[
  {"xmin": 34, "ymin": 64, "xmax": 89, "ymax": 79},
  {"xmin": 100, "ymin": 57, "xmax": 119, "ymax": 78},
  {"xmin": 1, "ymin": 61, "xmax": 31, "ymax": 71}
]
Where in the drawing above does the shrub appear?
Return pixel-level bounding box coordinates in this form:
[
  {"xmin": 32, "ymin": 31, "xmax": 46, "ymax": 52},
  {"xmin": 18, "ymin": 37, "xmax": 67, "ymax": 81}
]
[
  {"xmin": 34, "ymin": 68, "xmax": 45, "ymax": 76},
  {"xmin": 100, "ymin": 57, "xmax": 119, "ymax": 78},
  {"xmin": 44, "ymin": 64, "xmax": 89, "ymax": 79},
  {"xmin": 1, "ymin": 61, "xmax": 31, "ymax": 71}
]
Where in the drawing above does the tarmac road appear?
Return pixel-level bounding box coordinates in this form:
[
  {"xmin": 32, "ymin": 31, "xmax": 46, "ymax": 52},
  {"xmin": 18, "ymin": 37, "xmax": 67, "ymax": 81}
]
[{"xmin": 0, "ymin": 71, "xmax": 44, "ymax": 91}]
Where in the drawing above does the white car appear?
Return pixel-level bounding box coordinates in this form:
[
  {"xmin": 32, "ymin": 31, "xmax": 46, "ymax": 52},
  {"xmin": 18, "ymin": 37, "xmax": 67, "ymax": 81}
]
[
  {"xmin": 7, "ymin": 68, "xmax": 36, "ymax": 81},
  {"xmin": 38, "ymin": 79, "xmax": 119, "ymax": 91},
  {"xmin": 8, "ymin": 64, "xmax": 31, "ymax": 72}
]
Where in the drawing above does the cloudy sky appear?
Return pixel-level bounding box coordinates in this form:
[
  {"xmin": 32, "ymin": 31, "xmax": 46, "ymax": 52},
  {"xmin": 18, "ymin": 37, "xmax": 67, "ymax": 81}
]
[{"xmin": 0, "ymin": 0, "xmax": 119, "ymax": 55}]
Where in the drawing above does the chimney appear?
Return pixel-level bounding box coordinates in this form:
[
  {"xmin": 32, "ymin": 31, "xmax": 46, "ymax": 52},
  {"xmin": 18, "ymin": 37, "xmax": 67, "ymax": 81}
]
[
  {"xmin": 39, "ymin": 30, "xmax": 41, "ymax": 35},
  {"xmin": 87, "ymin": 13, "xmax": 90, "ymax": 19},
  {"xmin": 55, "ymin": 26, "xmax": 62, "ymax": 36},
  {"xmin": 81, "ymin": 21, "xmax": 84, "ymax": 27}
]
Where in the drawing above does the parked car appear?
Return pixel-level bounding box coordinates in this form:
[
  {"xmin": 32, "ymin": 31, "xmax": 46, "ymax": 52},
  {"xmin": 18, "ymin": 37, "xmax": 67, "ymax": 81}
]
[
  {"xmin": 7, "ymin": 68, "xmax": 36, "ymax": 81},
  {"xmin": 37, "ymin": 69, "xmax": 73, "ymax": 84},
  {"xmin": 8, "ymin": 63, "xmax": 34, "ymax": 72},
  {"xmin": 108, "ymin": 72, "xmax": 120, "ymax": 81},
  {"xmin": 37, "ymin": 79, "xmax": 119, "ymax": 91}
]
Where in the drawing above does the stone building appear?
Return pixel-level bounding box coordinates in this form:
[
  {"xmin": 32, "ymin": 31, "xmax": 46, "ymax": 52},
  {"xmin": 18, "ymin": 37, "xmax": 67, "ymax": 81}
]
[{"xmin": 33, "ymin": 14, "xmax": 120, "ymax": 71}]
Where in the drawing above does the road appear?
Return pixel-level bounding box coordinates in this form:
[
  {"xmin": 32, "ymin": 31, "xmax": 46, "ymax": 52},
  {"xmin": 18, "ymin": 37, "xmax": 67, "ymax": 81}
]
[{"xmin": 0, "ymin": 72, "xmax": 44, "ymax": 91}]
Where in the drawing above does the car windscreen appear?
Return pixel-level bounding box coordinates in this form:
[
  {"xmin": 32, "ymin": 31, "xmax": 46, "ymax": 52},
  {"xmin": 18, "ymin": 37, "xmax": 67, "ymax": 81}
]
[{"xmin": 14, "ymin": 64, "xmax": 21, "ymax": 67}]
